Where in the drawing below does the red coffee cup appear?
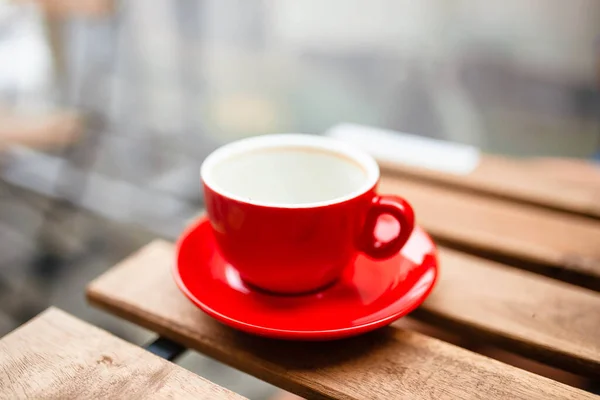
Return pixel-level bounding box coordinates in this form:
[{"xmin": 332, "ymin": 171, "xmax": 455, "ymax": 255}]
[{"xmin": 201, "ymin": 134, "xmax": 415, "ymax": 294}]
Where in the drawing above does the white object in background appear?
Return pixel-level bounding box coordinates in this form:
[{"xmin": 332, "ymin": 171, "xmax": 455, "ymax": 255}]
[
  {"xmin": 0, "ymin": 2, "xmax": 54, "ymax": 109},
  {"xmin": 325, "ymin": 123, "xmax": 481, "ymax": 175}
]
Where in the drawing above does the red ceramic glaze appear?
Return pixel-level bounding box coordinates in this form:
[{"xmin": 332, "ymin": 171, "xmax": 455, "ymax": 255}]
[
  {"xmin": 204, "ymin": 184, "xmax": 414, "ymax": 294},
  {"xmin": 201, "ymin": 134, "xmax": 416, "ymax": 294},
  {"xmin": 174, "ymin": 215, "xmax": 438, "ymax": 340}
]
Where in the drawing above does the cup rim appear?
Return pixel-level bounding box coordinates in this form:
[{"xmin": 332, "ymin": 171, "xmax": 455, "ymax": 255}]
[{"xmin": 200, "ymin": 133, "xmax": 380, "ymax": 209}]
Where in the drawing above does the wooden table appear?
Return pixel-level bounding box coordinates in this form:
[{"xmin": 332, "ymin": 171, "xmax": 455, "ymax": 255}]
[
  {"xmin": 5, "ymin": 155, "xmax": 598, "ymax": 399},
  {"xmin": 0, "ymin": 308, "xmax": 243, "ymax": 399},
  {"xmin": 81, "ymin": 155, "xmax": 599, "ymax": 399}
]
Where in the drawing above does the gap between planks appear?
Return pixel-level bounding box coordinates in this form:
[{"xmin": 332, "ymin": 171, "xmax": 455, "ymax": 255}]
[
  {"xmin": 380, "ymin": 176, "xmax": 600, "ymax": 291},
  {"xmin": 87, "ymin": 241, "xmax": 599, "ymax": 399},
  {"xmin": 0, "ymin": 307, "xmax": 244, "ymax": 399},
  {"xmin": 379, "ymin": 155, "xmax": 600, "ymax": 219}
]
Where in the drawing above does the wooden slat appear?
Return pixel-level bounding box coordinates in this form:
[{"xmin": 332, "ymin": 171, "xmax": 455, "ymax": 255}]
[
  {"xmin": 0, "ymin": 308, "xmax": 244, "ymax": 400},
  {"xmin": 86, "ymin": 241, "xmax": 596, "ymax": 400},
  {"xmin": 379, "ymin": 154, "xmax": 600, "ymax": 218},
  {"xmin": 523, "ymin": 158, "xmax": 600, "ymax": 189},
  {"xmin": 380, "ymin": 176, "xmax": 600, "ymax": 290},
  {"xmin": 418, "ymin": 248, "xmax": 600, "ymax": 377}
]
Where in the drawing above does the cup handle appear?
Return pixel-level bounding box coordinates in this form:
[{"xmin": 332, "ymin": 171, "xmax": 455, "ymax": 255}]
[{"xmin": 360, "ymin": 195, "xmax": 415, "ymax": 259}]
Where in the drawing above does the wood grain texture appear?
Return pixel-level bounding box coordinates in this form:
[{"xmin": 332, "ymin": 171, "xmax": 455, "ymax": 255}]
[
  {"xmin": 0, "ymin": 308, "xmax": 244, "ymax": 400},
  {"xmin": 419, "ymin": 248, "xmax": 600, "ymax": 377},
  {"xmin": 86, "ymin": 241, "xmax": 596, "ymax": 400},
  {"xmin": 379, "ymin": 154, "xmax": 600, "ymax": 218},
  {"xmin": 380, "ymin": 176, "xmax": 600, "ymax": 289}
]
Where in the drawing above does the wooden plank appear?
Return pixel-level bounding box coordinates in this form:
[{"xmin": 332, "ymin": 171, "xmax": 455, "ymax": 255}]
[
  {"xmin": 380, "ymin": 176, "xmax": 600, "ymax": 290},
  {"xmin": 418, "ymin": 248, "xmax": 600, "ymax": 377},
  {"xmin": 86, "ymin": 241, "xmax": 596, "ymax": 400},
  {"xmin": 523, "ymin": 158, "xmax": 600, "ymax": 189},
  {"xmin": 0, "ymin": 308, "xmax": 244, "ymax": 400},
  {"xmin": 379, "ymin": 154, "xmax": 600, "ymax": 219}
]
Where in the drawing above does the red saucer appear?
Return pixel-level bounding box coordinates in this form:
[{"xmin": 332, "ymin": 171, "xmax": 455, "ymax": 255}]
[{"xmin": 174, "ymin": 215, "xmax": 439, "ymax": 340}]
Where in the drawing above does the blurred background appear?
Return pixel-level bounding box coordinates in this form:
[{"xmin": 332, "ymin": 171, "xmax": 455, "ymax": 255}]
[{"xmin": 0, "ymin": 0, "xmax": 598, "ymax": 398}]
